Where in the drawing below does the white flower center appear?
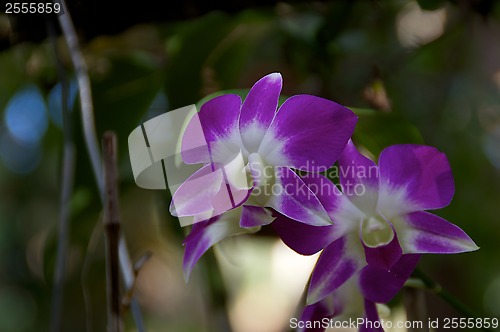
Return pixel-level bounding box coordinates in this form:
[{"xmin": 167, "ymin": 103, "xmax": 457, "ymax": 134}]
[{"xmin": 246, "ymin": 153, "xmax": 276, "ymax": 205}]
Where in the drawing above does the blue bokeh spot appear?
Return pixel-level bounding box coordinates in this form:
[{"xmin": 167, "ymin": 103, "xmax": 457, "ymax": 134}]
[{"xmin": 5, "ymin": 86, "xmax": 48, "ymax": 145}]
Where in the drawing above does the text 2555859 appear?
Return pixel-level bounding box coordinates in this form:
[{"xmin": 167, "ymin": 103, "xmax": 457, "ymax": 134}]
[{"xmin": 5, "ymin": 2, "xmax": 61, "ymax": 14}]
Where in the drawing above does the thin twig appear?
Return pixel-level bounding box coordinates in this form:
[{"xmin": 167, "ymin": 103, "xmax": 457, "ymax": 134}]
[
  {"xmin": 121, "ymin": 250, "xmax": 152, "ymax": 310},
  {"xmin": 118, "ymin": 239, "xmax": 147, "ymax": 329},
  {"xmin": 56, "ymin": 0, "xmax": 103, "ymax": 196},
  {"xmin": 55, "ymin": 2, "xmax": 146, "ymax": 331},
  {"xmin": 46, "ymin": 16, "xmax": 76, "ymax": 332},
  {"xmin": 103, "ymin": 132, "xmax": 123, "ymax": 332}
]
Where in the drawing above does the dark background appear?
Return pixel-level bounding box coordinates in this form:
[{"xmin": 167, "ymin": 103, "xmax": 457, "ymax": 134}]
[{"xmin": 1, "ymin": 0, "xmax": 500, "ymax": 331}]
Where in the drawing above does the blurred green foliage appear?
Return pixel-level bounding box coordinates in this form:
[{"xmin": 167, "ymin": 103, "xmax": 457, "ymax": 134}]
[{"xmin": 1, "ymin": 1, "xmax": 500, "ymax": 331}]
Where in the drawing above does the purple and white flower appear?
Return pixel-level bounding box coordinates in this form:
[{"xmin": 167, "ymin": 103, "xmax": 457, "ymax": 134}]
[
  {"xmin": 173, "ymin": 73, "xmax": 357, "ymax": 278},
  {"xmin": 273, "ymin": 140, "xmax": 478, "ymax": 321}
]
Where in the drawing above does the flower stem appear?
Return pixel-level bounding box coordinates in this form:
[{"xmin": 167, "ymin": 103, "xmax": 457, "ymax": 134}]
[{"xmin": 408, "ymin": 268, "xmax": 494, "ymax": 332}]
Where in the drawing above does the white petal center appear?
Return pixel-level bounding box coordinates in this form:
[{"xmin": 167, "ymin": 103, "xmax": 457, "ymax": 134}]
[{"xmin": 246, "ymin": 153, "xmax": 276, "ymax": 205}]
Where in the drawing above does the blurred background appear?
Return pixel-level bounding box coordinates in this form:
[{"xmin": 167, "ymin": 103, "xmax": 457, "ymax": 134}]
[{"xmin": 1, "ymin": 0, "xmax": 500, "ymax": 331}]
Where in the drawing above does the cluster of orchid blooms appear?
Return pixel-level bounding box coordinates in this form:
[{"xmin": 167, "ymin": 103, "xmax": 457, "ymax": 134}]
[{"xmin": 169, "ymin": 73, "xmax": 478, "ymax": 331}]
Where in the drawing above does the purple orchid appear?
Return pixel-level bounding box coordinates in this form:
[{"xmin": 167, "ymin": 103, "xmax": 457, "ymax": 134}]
[
  {"xmin": 173, "ymin": 73, "xmax": 357, "ymax": 279},
  {"xmin": 273, "ymin": 140, "xmax": 478, "ymax": 325}
]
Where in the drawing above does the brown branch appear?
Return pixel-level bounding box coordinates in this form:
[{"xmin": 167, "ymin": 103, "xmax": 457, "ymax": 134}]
[
  {"xmin": 103, "ymin": 132, "xmax": 123, "ymax": 332},
  {"xmin": 56, "ymin": 2, "xmax": 146, "ymax": 330}
]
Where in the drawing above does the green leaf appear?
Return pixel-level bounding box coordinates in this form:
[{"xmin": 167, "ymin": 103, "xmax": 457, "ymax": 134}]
[
  {"xmin": 351, "ymin": 108, "xmax": 424, "ymax": 157},
  {"xmin": 196, "ymin": 89, "xmax": 250, "ymax": 110},
  {"xmin": 92, "ymin": 53, "xmax": 163, "ymax": 144},
  {"xmin": 196, "ymin": 89, "xmax": 288, "ymax": 110},
  {"xmin": 163, "ymin": 13, "xmax": 236, "ymax": 109}
]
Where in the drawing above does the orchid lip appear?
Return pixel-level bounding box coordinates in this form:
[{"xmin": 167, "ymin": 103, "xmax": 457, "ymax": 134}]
[{"xmin": 360, "ymin": 212, "xmax": 394, "ymax": 248}]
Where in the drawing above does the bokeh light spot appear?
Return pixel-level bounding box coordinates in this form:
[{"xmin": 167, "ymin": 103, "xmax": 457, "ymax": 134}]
[
  {"xmin": 4, "ymin": 86, "xmax": 48, "ymax": 145},
  {"xmin": 396, "ymin": 1, "xmax": 447, "ymax": 48}
]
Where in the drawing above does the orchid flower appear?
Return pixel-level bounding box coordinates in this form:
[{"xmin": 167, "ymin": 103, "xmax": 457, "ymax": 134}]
[
  {"xmin": 174, "ymin": 73, "xmax": 357, "ymax": 279},
  {"xmin": 273, "ymin": 140, "xmax": 478, "ymax": 308}
]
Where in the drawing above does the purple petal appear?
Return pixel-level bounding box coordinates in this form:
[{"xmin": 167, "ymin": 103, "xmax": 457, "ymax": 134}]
[
  {"xmin": 363, "ymin": 231, "xmax": 402, "ymax": 271},
  {"xmin": 267, "ymin": 167, "xmax": 331, "ymax": 226},
  {"xmin": 338, "ymin": 140, "xmax": 379, "ymax": 212},
  {"xmin": 397, "ymin": 211, "xmax": 479, "ymax": 254},
  {"xmin": 239, "ymin": 205, "xmax": 275, "ymax": 228},
  {"xmin": 170, "ymin": 164, "xmax": 223, "ymax": 217},
  {"xmin": 183, "ymin": 217, "xmax": 218, "ymax": 281},
  {"xmin": 300, "ymin": 173, "xmax": 366, "ymax": 232},
  {"xmin": 298, "ymin": 298, "xmax": 335, "ymax": 332},
  {"xmin": 299, "ymin": 173, "xmax": 345, "ymax": 216},
  {"xmin": 259, "ymin": 95, "xmax": 357, "ymax": 170},
  {"xmin": 359, "ymin": 300, "xmax": 384, "ymax": 332},
  {"xmin": 180, "ymin": 109, "xmax": 211, "ymax": 165},
  {"xmin": 211, "ymin": 181, "xmax": 252, "ymax": 217},
  {"xmin": 272, "ymin": 173, "xmax": 359, "ymax": 255},
  {"xmin": 170, "ymin": 163, "xmax": 251, "ymax": 219},
  {"xmin": 359, "ymin": 254, "xmax": 421, "ymax": 303},
  {"xmin": 378, "ymin": 145, "xmax": 454, "ymax": 214},
  {"xmin": 183, "ymin": 209, "xmax": 249, "ymax": 281},
  {"xmin": 272, "ymin": 214, "xmax": 336, "ymax": 255},
  {"xmin": 307, "ymin": 236, "xmax": 362, "ymax": 305},
  {"xmin": 182, "ymin": 94, "xmax": 242, "ymax": 164},
  {"xmin": 239, "ymin": 73, "xmax": 282, "ymax": 153},
  {"xmin": 338, "ymin": 140, "xmax": 379, "ymax": 190},
  {"xmin": 209, "ymin": 153, "xmax": 253, "ymax": 216}
]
